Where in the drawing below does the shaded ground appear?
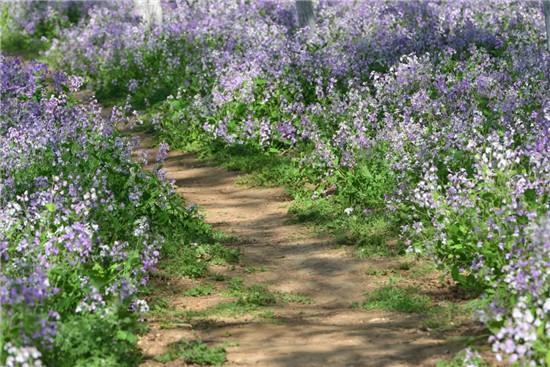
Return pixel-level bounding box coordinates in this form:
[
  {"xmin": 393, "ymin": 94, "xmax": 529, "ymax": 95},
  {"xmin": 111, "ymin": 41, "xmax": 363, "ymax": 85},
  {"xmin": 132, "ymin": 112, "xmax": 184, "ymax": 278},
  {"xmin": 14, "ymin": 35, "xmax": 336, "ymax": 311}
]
[{"xmin": 125, "ymin": 132, "xmax": 494, "ymax": 367}]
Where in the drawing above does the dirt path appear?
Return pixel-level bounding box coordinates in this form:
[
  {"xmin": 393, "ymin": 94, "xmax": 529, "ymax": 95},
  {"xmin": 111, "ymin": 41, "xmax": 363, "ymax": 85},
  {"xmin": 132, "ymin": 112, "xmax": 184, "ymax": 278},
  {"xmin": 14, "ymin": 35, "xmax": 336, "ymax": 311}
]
[{"xmin": 131, "ymin": 134, "xmax": 473, "ymax": 367}]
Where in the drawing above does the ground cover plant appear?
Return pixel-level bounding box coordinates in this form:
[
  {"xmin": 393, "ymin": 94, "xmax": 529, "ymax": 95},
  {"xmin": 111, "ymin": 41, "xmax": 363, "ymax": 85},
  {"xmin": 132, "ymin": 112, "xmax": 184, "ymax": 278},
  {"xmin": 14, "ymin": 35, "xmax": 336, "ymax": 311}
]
[
  {"xmin": 0, "ymin": 57, "xmax": 230, "ymax": 366},
  {"xmin": 3, "ymin": 0, "xmax": 550, "ymax": 365},
  {"xmin": 152, "ymin": 338, "xmax": 228, "ymax": 365}
]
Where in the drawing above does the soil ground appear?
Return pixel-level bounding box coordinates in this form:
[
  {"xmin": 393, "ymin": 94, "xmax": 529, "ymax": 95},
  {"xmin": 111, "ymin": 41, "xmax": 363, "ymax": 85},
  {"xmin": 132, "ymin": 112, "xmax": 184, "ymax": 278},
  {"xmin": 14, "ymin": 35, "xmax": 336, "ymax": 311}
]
[{"xmin": 129, "ymin": 132, "xmax": 492, "ymax": 367}]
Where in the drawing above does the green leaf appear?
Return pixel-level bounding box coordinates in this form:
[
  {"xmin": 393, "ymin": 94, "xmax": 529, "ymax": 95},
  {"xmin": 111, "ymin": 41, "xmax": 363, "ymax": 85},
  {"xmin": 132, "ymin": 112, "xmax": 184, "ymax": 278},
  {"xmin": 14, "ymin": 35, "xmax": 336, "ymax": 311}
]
[
  {"xmin": 451, "ymin": 265, "xmax": 460, "ymax": 282},
  {"xmin": 453, "ymin": 150, "xmax": 465, "ymax": 161},
  {"xmin": 524, "ymin": 188, "xmax": 536, "ymax": 203},
  {"xmin": 45, "ymin": 203, "xmax": 56, "ymax": 212},
  {"xmin": 117, "ymin": 330, "xmax": 128, "ymax": 340}
]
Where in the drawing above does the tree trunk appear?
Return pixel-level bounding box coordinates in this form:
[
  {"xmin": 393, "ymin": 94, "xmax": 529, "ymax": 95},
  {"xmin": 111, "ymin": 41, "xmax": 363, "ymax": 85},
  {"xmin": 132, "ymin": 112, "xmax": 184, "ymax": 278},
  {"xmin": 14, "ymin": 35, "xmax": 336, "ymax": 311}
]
[
  {"xmin": 544, "ymin": 1, "xmax": 550, "ymax": 52},
  {"xmin": 134, "ymin": 0, "xmax": 162, "ymax": 26},
  {"xmin": 295, "ymin": 0, "xmax": 315, "ymax": 30}
]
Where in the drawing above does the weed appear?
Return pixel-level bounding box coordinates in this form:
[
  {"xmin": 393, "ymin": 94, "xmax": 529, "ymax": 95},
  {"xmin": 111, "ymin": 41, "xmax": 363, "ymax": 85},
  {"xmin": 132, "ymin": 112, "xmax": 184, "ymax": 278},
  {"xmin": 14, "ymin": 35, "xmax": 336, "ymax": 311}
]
[
  {"xmin": 362, "ymin": 283, "xmax": 431, "ymax": 314},
  {"xmin": 226, "ymin": 277, "xmax": 244, "ymax": 294},
  {"xmin": 238, "ymin": 285, "xmax": 277, "ymax": 306},
  {"xmin": 211, "ymin": 273, "xmax": 231, "ymax": 282},
  {"xmin": 245, "ymin": 266, "xmax": 269, "ymax": 274},
  {"xmin": 410, "ymin": 263, "xmax": 437, "ymax": 278},
  {"xmin": 159, "ymin": 320, "xmax": 190, "ymax": 330},
  {"xmin": 436, "ymin": 348, "xmax": 488, "ymax": 367},
  {"xmin": 160, "ymin": 242, "xmax": 239, "ymax": 279},
  {"xmin": 393, "ymin": 261, "xmax": 413, "ymax": 271},
  {"xmin": 153, "ymin": 338, "xmax": 226, "ymax": 365},
  {"xmin": 276, "ymin": 292, "xmax": 314, "ymax": 305},
  {"xmin": 184, "ymin": 301, "xmax": 259, "ymax": 319},
  {"xmin": 364, "ymin": 267, "xmax": 392, "ymax": 276},
  {"xmin": 184, "ymin": 283, "xmax": 215, "ymax": 297},
  {"xmin": 421, "ymin": 302, "xmax": 469, "ymax": 330},
  {"xmin": 353, "ymin": 233, "xmax": 394, "ymax": 258},
  {"xmin": 256, "ymin": 310, "xmax": 283, "ymax": 324},
  {"xmin": 150, "ymin": 297, "xmax": 170, "ymax": 312}
]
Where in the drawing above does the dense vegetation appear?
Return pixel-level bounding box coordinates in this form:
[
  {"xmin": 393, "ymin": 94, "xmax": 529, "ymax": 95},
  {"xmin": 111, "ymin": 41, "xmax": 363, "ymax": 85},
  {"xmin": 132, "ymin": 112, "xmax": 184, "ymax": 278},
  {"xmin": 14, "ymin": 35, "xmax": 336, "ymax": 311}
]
[
  {"xmin": 1, "ymin": 1, "xmax": 550, "ymax": 366},
  {"xmin": 0, "ymin": 56, "xmax": 236, "ymax": 366}
]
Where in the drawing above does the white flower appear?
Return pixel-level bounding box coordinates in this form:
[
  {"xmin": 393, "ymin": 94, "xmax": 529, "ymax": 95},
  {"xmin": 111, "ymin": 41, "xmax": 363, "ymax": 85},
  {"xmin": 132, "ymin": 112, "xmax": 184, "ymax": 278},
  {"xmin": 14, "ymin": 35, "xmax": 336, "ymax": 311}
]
[{"xmin": 344, "ymin": 207, "xmax": 353, "ymax": 215}]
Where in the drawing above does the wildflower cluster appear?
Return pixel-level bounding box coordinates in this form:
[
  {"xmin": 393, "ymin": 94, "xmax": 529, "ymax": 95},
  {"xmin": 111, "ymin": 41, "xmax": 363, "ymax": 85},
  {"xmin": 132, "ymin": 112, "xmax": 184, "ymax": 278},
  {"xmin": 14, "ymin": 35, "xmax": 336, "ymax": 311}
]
[
  {"xmin": 21, "ymin": 0, "xmax": 550, "ymax": 364},
  {"xmin": 0, "ymin": 1, "xmax": 101, "ymax": 51},
  {"xmin": 0, "ymin": 57, "xmax": 191, "ymax": 366}
]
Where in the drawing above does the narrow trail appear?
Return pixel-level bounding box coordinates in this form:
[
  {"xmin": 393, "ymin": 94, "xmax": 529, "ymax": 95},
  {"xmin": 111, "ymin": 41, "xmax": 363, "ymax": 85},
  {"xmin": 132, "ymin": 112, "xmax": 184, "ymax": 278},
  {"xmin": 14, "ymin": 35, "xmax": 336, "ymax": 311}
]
[{"xmin": 131, "ymin": 133, "xmax": 469, "ymax": 367}]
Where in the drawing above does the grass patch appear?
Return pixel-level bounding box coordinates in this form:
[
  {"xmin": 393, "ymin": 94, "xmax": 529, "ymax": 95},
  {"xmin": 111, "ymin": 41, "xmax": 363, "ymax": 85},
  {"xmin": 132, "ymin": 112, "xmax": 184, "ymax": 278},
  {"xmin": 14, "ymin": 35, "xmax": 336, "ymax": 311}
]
[
  {"xmin": 149, "ymin": 297, "xmax": 170, "ymax": 312},
  {"xmin": 153, "ymin": 339, "xmax": 226, "ymax": 365},
  {"xmin": 362, "ymin": 279, "xmax": 476, "ymax": 331},
  {"xmin": 153, "ymin": 122, "xmax": 303, "ymax": 192},
  {"xmin": 436, "ymin": 348, "xmax": 488, "ymax": 367},
  {"xmin": 184, "ymin": 301, "xmax": 260, "ymax": 319},
  {"xmin": 238, "ymin": 285, "xmax": 277, "ymax": 306},
  {"xmin": 255, "ymin": 310, "xmax": 284, "ymax": 324},
  {"xmin": 211, "ymin": 272, "xmax": 231, "ymax": 282},
  {"xmin": 160, "ymin": 242, "xmax": 240, "ymax": 279},
  {"xmin": 393, "ymin": 261, "xmax": 413, "ymax": 271},
  {"xmin": 421, "ymin": 302, "xmax": 469, "ymax": 330},
  {"xmin": 276, "ymin": 291, "xmax": 314, "ymax": 304},
  {"xmin": 362, "ymin": 283, "xmax": 431, "ymax": 314},
  {"xmin": 410, "ymin": 263, "xmax": 437, "ymax": 278},
  {"xmin": 181, "ymin": 278, "xmax": 314, "ymax": 320},
  {"xmin": 203, "ymin": 144, "xmax": 303, "ymax": 192},
  {"xmin": 289, "ymin": 194, "xmax": 402, "ymax": 257},
  {"xmin": 245, "ymin": 266, "xmax": 269, "ymax": 274},
  {"xmin": 221, "ymin": 277, "xmax": 313, "ymax": 306},
  {"xmin": 184, "ymin": 282, "xmax": 216, "ymax": 297},
  {"xmin": 364, "ymin": 267, "xmax": 394, "ymax": 276}
]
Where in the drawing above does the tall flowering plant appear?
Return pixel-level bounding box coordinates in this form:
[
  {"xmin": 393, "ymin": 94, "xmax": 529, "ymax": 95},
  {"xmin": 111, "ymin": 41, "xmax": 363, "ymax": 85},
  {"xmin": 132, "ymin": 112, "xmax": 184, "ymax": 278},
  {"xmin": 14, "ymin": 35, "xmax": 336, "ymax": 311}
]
[
  {"xmin": 39, "ymin": 0, "xmax": 550, "ymax": 364},
  {"xmin": 0, "ymin": 57, "xmax": 181, "ymax": 366}
]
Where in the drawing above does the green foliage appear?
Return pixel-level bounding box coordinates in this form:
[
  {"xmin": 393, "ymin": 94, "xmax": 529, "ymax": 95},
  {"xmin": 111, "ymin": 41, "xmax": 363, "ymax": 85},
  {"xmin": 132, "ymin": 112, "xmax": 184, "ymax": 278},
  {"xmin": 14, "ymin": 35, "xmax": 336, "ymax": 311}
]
[
  {"xmin": 0, "ymin": 2, "xmax": 85, "ymax": 54},
  {"xmin": 159, "ymin": 214, "xmax": 240, "ymax": 278},
  {"xmin": 361, "ymin": 279, "xmax": 475, "ymax": 331},
  {"xmin": 162, "ymin": 242, "xmax": 239, "ymax": 279},
  {"xmin": 275, "ymin": 291, "xmax": 314, "ymax": 305},
  {"xmin": 153, "ymin": 339, "xmax": 226, "ymax": 366},
  {"xmin": 44, "ymin": 311, "xmax": 143, "ymax": 367},
  {"xmin": 184, "ymin": 300, "xmax": 260, "ymax": 319},
  {"xmin": 183, "ymin": 282, "xmax": 216, "ymax": 297},
  {"xmin": 244, "ymin": 266, "xmax": 269, "ymax": 274},
  {"xmin": 362, "ymin": 281, "xmax": 431, "ymax": 314},
  {"xmin": 436, "ymin": 348, "xmax": 488, "ymax": 367},
  {"xmin": 179, "ymin": 278, "xmax": 314, "ymax": 321},
  {"xmin": 364, "ymin": 267, "xmax": 393, "ymax": 276},
  {"xmin": 238, "ymin": 285, "xmax": 277, "ymax": 307},
  {"xmin": 222, "ymin": 278, "xmax": 275, "ymax": 306},
  {"xmin": 289, "ymin": 192, "xmax": 400, "ymax": 257},
  {"xmin": 421, "ymin": 301, "xmax": 472, "ymax": 331},
  {"xmin": 334, "ymin": 145, "xmax": 395, "ymax": 209},
  {"xmin": 211, "ymin": 272, "xmax": 231, "ymax": 282},
  {"xmin": 0, "ymin": 68, "xmax": 239, "ymax": 366},
  {"xmin": 410, "ymin": 263, "xmax": 436, "ymax": 278},
  {"xmin": 256, "ymin": 310, "xmax": 282, "ymax": 324}
]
